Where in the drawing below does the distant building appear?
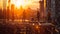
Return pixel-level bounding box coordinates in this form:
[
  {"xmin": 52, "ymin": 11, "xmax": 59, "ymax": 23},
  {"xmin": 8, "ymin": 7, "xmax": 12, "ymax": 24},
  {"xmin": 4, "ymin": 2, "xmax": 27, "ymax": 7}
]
[
  {"xmin": 8, "ymin": 0, "xmax": 11, "ymax": 10},
  {"xmin": 3, "ymin": 0, "xmax": 8, "ymax": 10}
]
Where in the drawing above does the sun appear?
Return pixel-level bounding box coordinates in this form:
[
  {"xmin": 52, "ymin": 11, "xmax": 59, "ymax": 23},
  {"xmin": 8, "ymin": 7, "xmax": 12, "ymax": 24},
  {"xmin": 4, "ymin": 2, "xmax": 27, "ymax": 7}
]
[
  {"xmin": 15, "ymin": 0, "xmax": 25, "ymax": 7},
  {"xmin": 11, "ymin": 0, "xmax": 31, "ymax": 9}
]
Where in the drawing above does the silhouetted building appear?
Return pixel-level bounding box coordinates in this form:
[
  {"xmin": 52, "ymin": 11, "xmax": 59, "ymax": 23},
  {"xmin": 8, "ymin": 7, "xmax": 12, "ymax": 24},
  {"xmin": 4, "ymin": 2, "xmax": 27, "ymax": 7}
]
[
  {"xmin": 11, "ymin": 4, "xmax": 15, "ymax": 21},
  {"xmin": 39, "ymin": 0, "xmax": 44, "ymax": 22},
  {"xmin": 46, "ymin": 0, "xmax": 55, "ymax": 23},
  {"xmin": 55, "ymin": 0, "xmax": 60, "ymax": 25},
  {"xmin": 46, "ymin": 0, "xmax": 51, "ymax": 23},
  {"xmin": 6, "ymin": 0, "xmax": 11, "ymax": 20},
  {"xmin": 3, "ymin": 0, "xmax": 7, "ymax": 9},
  {"xmin": 0, "ymin": 9, "xmax": 3, "ymax": 19}
]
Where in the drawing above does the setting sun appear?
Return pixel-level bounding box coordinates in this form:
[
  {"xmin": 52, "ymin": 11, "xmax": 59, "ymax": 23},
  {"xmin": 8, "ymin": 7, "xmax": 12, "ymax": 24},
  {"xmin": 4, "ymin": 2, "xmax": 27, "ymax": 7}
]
[{"xmin": 11, "ymin": 0, "xmax": 32, "ymax": 9}]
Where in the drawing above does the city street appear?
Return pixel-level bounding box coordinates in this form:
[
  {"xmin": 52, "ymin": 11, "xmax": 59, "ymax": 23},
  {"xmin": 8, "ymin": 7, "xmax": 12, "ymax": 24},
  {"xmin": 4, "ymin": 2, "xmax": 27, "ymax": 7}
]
[{"xmin": 0, "ymin": 19, "xmax": 59, "ymax": 34}]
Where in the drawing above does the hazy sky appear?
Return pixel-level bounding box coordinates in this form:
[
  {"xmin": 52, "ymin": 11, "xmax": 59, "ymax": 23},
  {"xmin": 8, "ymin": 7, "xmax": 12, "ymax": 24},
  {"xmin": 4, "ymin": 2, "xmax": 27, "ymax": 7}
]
[
  {"xmin": 0, "ymin": 0, "xmax": 40, "ymax": 10},
  {"xmin": 0, "ymin": 0, "xmax": 2, "ymax": 9}
]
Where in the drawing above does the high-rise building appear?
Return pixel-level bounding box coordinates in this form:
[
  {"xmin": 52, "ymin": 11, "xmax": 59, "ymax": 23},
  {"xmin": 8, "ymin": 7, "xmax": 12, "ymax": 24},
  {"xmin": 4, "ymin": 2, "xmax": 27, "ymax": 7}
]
[
  {"xmin": 46, "ymin": 0, "xmax": 55, "ymax": 23},
  {"xmin": 55, "ymin": 0, "xmax": 60, "ymax": 25},
  {"xmin": 51, "ymin": 0, "xmax": 55, "ymax": 21},
  {"xmin": 3, "ymin": 0, "xmax": 7, "ymax": 19},
  {"xmin": 6, "ymin": 0, "xmax": 11, "ymax": 20},
  {"xmin": 55, "ymin": 0, "xmax": 60, "ymax": 18},
  {"xmin": 39, "ymin": 0, "xmax": 45, "ymax": 22},
  {"xmin": 3, "ymin": 0, "xmax": 7, "ymax": 9},
  {"xmin": 8, "ymin": 0, "xmax": 11, "ymax": 10}
]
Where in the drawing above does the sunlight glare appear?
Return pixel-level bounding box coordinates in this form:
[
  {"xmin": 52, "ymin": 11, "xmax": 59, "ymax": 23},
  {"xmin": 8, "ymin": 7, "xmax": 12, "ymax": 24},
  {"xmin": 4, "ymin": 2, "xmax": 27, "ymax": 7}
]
[{"xmin": 11, "ymin": 0, "xmax": 32, "ymax": 9}]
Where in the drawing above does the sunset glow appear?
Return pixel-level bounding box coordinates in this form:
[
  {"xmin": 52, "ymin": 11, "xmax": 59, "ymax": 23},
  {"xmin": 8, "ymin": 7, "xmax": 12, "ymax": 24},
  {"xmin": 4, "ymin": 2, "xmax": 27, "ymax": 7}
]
[
  {"xmin": 0, "ymin": 0, "xmax": 40, "ymax": 10},
  {"xmin": 11, "ymin": 0, "xmax": 32, "ymax": 9}
]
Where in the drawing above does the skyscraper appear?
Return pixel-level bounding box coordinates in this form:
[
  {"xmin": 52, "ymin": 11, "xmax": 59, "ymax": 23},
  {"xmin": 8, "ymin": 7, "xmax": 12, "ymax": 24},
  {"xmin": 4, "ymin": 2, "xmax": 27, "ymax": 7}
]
[
  {"xmin": 39, "ymin": 0, "xmax": 45, "ymax": 22},
  {"xmin": 46, "ymin": 0, "xmax": 55, "ymax": 23},
  {"xmin": 3, "ymin": 0, "xmax": 7, "ymax": 9},
  {"xmin": 55, "ymin": 0, "xmax": 60, "ymax": 25}
]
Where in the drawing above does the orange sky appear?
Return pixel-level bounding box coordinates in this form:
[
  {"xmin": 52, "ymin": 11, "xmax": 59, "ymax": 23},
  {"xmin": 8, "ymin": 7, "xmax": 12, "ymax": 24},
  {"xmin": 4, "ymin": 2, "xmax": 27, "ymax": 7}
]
[
  {"xmin": 0, "ymin": 0, "xmax": 2, "ymax": 9},
  {"xmin": 0, "ymin": 0, "xmax": 40, "ymax": 10}
]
